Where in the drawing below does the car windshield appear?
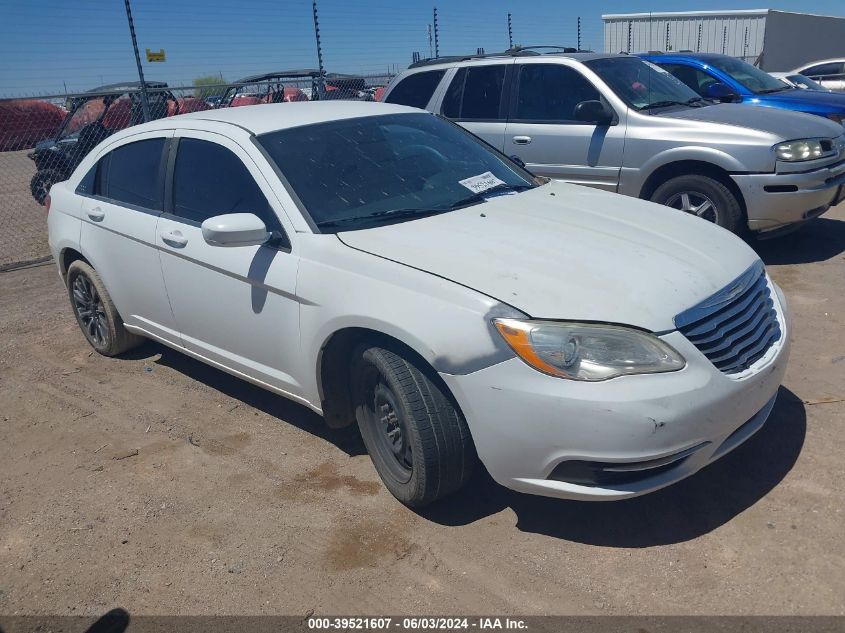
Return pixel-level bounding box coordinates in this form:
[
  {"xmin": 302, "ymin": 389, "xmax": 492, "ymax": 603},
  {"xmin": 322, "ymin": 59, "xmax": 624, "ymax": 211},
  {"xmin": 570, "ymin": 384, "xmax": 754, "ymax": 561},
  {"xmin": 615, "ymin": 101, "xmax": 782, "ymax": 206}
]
[
  {"xmin": 787, "ymin": 74, "xmax": 824, "ymax": 90},
  {"xmin": 585, "ymin": 57, "xmax": 705, "ymax": 110},
  {"xmin": 706, "ymin": 57, "xmax": 790, "ymax": 94},
  {"xmin": 258, "ymin": 112, "xmax": 536, "ymax": 232}
]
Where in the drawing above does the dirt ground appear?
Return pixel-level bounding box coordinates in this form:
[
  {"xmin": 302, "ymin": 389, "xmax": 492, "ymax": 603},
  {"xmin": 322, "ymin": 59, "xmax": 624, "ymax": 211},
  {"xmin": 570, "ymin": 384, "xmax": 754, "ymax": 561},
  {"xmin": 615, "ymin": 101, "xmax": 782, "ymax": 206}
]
[
  {"xmin": 0, "ymin": 204, "xmax": 843, "ymax": 617},
  {"xmin": 0, "ymin": 151, "xmax": 49, "ymax": 269}
]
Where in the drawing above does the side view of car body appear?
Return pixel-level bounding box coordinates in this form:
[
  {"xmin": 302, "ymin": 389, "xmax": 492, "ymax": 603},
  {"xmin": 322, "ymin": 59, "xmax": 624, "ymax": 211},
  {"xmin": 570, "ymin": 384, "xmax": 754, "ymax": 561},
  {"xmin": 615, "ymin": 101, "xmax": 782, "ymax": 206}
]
[
  {"xmin": 791, "ymin": 58, "xmax": 845, "ymax": 92},
  {"xmin": 383, "ymin": 51, "xmax": 845, "ymax": 236},
  {"xmin": 48, "ymin": 102, "xmax": 790, "ymax": 507},
  {"xmin": 641, "ymin": 52, "xmax": 845, "ymax": 126}
]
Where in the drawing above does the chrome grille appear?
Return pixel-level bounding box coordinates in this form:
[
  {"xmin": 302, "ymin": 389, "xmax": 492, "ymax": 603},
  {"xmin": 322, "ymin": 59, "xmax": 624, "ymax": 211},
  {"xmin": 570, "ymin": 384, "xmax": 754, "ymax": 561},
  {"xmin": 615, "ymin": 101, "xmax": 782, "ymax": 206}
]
[{"xmin": 674, "ymin": 261, "xmax": 781, "ymax": 375}]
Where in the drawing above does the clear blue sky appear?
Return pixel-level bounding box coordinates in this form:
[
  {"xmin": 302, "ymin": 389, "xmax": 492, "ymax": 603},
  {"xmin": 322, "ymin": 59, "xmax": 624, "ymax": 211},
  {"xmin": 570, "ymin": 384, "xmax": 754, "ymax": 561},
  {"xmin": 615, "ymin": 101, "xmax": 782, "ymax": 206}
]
[{"xmin": 1, "ymin": 0, "xmax": 844, "ymax": 96}]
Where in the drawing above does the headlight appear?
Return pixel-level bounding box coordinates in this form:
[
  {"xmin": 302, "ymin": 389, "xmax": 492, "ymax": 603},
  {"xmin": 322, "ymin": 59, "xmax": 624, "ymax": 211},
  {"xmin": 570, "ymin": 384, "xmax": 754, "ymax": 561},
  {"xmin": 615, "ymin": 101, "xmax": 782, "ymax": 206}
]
[
  {"xmin": 492, "ymin": 319, "xmax": 685, "ymax": 381},
  {"xmin": 773, "ymin": 139, "xmax": 829, "ymax": 161}
]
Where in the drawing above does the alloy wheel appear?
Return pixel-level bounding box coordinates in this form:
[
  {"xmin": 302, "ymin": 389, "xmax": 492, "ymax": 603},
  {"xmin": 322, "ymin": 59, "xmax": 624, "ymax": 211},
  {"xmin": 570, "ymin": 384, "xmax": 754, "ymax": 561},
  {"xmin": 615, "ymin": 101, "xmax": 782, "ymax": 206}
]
[
  {"xmin": 665, "ymin": 191, "xmax": 720, "ymax": 223},
  {"xmin": 71, "ymin": 274, "xmax": 109, "ymax": 347}
]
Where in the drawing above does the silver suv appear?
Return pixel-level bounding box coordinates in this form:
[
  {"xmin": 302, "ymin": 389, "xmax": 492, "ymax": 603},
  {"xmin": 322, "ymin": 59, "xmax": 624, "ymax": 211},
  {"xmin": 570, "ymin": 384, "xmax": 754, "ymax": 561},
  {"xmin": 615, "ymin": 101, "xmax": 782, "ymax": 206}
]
[{"xmin": 383, "ymin": 51, "xmax": 845, "ymax": 236}]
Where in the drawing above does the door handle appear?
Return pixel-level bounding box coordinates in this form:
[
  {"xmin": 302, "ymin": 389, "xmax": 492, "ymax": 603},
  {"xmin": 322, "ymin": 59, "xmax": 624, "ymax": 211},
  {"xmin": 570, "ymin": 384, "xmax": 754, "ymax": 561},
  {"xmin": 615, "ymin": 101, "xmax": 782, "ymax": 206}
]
[
  {"xmin": 87, "ymin": 207, "xmax": 105, "ymax": 222},
  {"xmin": 512, "ymin": 136, "xmax": 532, "ymax": 145},
  {"xmin": 161, "ymin": 230, "xmax": 188, "ymax": 248}
]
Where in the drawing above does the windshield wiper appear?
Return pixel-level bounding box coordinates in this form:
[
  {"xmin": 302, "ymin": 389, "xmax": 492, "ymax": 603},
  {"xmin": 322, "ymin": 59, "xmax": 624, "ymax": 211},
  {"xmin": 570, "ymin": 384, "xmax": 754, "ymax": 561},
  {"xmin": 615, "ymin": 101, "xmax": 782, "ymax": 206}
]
[
  {"xmin": 640, "ymin": 99, "xmax": 696, "ymax": 110},
  {"xmin": 315, "ymin": 207, "xmax": 451, "ymax": 229},
  {"xmin": 757, "ymin": 87, "xmax": 791, "ymax": 94},
  {"xmin": 446, "ymin": 183, "xmax": 534, "ymax": 210}
]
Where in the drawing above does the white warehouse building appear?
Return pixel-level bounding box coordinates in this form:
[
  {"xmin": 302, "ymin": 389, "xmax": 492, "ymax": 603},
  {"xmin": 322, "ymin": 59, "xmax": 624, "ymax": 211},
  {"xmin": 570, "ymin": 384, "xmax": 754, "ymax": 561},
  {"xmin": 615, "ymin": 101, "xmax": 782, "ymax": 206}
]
[{"xmin": 602, "ymin": 9, "xmax": 845, "ymax": 70}]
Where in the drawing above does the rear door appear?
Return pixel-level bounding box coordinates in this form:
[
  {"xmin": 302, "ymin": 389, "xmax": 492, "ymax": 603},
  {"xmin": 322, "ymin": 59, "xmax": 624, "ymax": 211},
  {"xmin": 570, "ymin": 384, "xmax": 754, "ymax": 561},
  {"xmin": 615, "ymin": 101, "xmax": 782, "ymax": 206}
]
[
  {"xmin": 503, "ymin": 62, "xmax": 625, "ymax": 190},
  {"xmin": 437, "ymin": 62, "xmax": 512, "ymax": 151},
  {"xmin": 155, "ymin": 130, "xmax": 303, "ymax": 396},
  {"xmin": 78, "ymin": 131, "xmax": 181, "ymax": 344}
]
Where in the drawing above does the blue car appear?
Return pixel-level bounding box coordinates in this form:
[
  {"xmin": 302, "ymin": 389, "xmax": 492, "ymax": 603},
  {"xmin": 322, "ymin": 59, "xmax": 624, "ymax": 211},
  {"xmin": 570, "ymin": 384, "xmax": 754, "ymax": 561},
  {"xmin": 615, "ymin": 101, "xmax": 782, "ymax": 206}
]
[{"xmin": 640, "ymin": 52, "xmax": 845, "ymax": 127}]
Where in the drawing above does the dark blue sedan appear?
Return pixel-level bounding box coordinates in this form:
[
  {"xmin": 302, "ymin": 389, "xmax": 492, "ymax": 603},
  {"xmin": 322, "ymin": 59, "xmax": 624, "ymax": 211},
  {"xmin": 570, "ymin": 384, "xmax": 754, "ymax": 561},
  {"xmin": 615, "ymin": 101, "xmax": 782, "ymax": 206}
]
[{"xmin": 640, "ymin": 52, "xmax": 845, "ymax": 127}]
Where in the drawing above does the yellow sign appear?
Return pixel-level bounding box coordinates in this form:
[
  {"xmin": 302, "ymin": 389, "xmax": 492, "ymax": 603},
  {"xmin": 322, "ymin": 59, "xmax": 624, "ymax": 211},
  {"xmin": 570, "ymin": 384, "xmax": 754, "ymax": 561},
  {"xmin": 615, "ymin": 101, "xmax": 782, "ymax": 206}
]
[{"xmin": 145, "ymin": 49, "xmax": 166, "ymax": 62}]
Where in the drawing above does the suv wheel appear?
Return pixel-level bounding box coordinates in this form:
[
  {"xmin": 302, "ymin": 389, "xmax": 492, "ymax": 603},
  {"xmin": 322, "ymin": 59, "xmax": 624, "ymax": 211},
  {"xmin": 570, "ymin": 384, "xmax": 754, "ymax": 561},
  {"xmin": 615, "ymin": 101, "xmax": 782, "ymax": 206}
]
[
  {"xmin": 66, "ymin": 260, "xmax": 143, "ymax": 356},
  {"xmin": 651, "ymin": 174, "xmax": 743, "ymax": 234},
  {"xmin": 351, "ymin": 344, "xmax": 474, "ymax": 507}
]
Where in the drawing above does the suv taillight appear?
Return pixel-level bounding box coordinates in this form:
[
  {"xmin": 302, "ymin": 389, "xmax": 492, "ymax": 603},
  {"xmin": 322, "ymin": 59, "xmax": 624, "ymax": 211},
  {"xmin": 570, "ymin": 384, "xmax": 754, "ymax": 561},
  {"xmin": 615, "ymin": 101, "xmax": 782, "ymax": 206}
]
[{"xmin": 45, "ymin": 194, "xmax": 51, "ymax": 213}]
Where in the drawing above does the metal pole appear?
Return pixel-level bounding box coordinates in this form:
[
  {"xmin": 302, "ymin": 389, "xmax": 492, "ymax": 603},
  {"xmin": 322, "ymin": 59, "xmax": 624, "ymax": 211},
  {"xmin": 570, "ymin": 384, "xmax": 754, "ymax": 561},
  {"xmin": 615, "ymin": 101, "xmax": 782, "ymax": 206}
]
[
  {"xmin": 627, "ymin": 20, "xmax": 632, "ymax": 53},
  {"xmin": 697, "ymin": 23, "xmax": 702, "ymax": 52},
  {"xmin": 665, "ymin": 22, "xmax": 670, "ymax": 51},
  {"xmin": 428, "ymin": 23, "xmax": 433, "ymax": 58},
  {"xmin": 722, "ymin": 26, "xmax": 727, "ymax": 54},
  {"xmin": 312, "ymin": 1, "xmax": 326, "ymax": 95},
  {"xmin": 508, "ymin": 13, "xmax": 513, "ymax": 49},
  {"xmin": 433, "ymin": 7, "xmax": 439, "ymax": 58},
  {"xmin": 577, "ymin": 16, "xmax": 581, "ymax": 50},
  {"xmin": 123, "ymin": 0, "xmax": 150, "ymax": 122}
]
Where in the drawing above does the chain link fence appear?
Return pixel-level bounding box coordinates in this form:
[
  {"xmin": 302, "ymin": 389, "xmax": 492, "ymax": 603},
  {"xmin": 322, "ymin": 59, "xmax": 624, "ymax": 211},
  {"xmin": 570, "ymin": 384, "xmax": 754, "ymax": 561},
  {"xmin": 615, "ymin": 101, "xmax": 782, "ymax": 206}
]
[{"xmin": 0, "ymin": 73, "xmax": 391, "ymax": 270}]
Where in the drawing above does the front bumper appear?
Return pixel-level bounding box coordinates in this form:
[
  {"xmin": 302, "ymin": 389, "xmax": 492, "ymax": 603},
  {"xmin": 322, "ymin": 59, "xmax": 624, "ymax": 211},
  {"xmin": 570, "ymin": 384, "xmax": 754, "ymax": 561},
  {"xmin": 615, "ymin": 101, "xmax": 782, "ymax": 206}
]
[
  {"xmin": 441, "ymin": 286, "xmax": 791, "ymax": 501},
  {"xmin": 732, "ymin": 159, "xmax": 845, "ymax": 232}
]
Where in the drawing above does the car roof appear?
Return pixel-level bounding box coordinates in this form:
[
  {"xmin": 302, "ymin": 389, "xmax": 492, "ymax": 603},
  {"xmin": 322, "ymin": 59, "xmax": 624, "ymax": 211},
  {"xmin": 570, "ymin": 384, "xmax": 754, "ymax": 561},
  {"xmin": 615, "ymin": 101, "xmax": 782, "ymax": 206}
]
[
  {"xmin": 639, "ymin": 52, "xmax": 731, "ymax": 62},
  {"xmin": 135, "ymin": 101, "xmax": 423, "ymax": 135},
  {"xmin": 795, "ymin": 58, "xmax": 845, "ymax": 69},
  {"xmin": 86, "ymin": 80, "xmax": 168, "ymax": 92},
  {"xmin": 405, "ymin": 51, "xmax": 623, "ymax": 71}
]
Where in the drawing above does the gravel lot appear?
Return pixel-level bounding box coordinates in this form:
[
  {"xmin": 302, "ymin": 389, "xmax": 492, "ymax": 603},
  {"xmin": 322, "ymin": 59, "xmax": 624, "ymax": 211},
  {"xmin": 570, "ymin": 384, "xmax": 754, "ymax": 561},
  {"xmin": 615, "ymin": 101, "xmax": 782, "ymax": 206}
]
[{"xmin": 0, "ymin": 204, "xmax": 843, "ymax": 616}]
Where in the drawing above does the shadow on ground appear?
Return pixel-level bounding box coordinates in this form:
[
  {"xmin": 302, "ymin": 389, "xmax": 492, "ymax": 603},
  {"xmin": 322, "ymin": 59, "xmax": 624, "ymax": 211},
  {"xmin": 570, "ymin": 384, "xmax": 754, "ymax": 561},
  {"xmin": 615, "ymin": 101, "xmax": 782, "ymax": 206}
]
[
  {"xmin": 422, "ymin": 386, "xmax": 806, "ymax": 547},
  {"xmin": 753, "ymin": 217, "xmax": 845, "ymax": 265},
  {"xmin": 132, "ymin": 341, "xmax": 366, "ymax": 457}
]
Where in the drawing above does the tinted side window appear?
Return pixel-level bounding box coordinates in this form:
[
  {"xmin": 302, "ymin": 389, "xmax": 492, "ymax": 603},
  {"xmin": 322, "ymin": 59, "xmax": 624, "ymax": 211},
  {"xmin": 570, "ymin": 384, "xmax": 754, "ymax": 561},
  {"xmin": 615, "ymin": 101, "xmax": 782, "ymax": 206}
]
[
  {"xmin": 660, "ymin": 63, "xmax": 718, "ymax": 96},
  {"xmin": 97, "ymin": 138, "xmax": 165, "ymax": 209},
  {"xmin": 460, "ymin": 65, "xmax": 506, "ymax": 120},
  {"xmin": 514, "ymin": 64, "xmax": 600, "ymax": 122},
  {"xmin": 171, "ymin": 138, "xmax": 276, "ymax": 228},
  {"xmin": 384, "ymin": 70, "xmax": 445, "ymax": 108},
  {"xmin": 441, "ymin": 68, "xmax": 466, "ymax": 118},
  {"xmin": 76, "ymin": 164, "xmax": 97, "ymax": 195},
  {"xmin": 803, "ymin": 62, "xmax": 841, "ymax": 77}
]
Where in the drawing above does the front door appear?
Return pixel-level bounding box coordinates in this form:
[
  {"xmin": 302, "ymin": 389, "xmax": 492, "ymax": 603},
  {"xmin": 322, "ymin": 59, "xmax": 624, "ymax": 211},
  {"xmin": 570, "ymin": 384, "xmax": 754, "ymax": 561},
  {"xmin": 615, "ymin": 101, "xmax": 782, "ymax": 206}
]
[
  {"xmin": 504, "ymin": 63, "xmax": 626, "ymax": 190},
  {"xmin": 155, "ymin": 131, "xmax": 303, "ymax": 397}
]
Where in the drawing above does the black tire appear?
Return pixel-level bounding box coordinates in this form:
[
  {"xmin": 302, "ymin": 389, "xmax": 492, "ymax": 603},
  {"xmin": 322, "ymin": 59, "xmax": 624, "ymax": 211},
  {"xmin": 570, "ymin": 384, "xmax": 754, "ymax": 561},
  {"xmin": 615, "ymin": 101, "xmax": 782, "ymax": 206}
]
[
  {"xmin": 66, "ymin": 260, "xmax": 143, "ymax": 357},
  {"xmin": 351, "ymin": 344, "xmax": 474, "ymax": 507},
  {"xmin": 650, "ymin": 174, "xmax": 744, "ymax": 234},
  {"xmin": 30, "ymin": 169, "xmax": 65, "ymax": 205}
]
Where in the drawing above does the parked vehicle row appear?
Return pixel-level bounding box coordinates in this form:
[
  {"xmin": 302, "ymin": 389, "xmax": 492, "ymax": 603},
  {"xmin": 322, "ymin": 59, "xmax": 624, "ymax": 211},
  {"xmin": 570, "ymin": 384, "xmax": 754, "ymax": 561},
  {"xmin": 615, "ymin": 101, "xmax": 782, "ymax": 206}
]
[
  {"xmin": 48, "ymin": 100, "xmax": 792, "ymax": 507},
  {"xmin": 383, "ymin": 50, "xmax": 845, "ymax": 238}
]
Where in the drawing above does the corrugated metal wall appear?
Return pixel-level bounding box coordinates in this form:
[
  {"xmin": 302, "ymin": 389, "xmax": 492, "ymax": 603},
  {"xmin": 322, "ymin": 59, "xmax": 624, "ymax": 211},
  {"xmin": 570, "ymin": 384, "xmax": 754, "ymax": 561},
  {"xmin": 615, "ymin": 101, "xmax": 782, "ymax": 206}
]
[{"xmin": 603, "ymin": 12, "xmax": 767, "ymax": 62}]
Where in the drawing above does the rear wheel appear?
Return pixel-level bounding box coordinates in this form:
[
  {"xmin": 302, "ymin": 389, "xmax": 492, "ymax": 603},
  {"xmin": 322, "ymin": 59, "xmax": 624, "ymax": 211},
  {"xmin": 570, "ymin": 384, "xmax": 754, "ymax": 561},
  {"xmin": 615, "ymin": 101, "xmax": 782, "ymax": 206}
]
[
  {"xmin": 650, "ymin": 174, "xmax": 744, "ymax": 234},
  {"xmin": 30, "ymin": 169, "xmax": 64, "ymax": 205},
  {"xmin": 66, "ymin": 260, "xmax": 143, "ymax": 356},
  {"xmin": 351, "ymin": 344, "xmax": 474, "ymax": 507}
]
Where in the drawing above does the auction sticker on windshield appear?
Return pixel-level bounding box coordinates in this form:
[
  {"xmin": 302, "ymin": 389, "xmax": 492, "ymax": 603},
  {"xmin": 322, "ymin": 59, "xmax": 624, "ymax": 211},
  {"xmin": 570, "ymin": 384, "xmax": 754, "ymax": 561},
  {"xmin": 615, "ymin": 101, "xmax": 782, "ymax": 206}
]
[{"xmin": 459, "ymin": 171, "xmax": 507, "ymax": 194}]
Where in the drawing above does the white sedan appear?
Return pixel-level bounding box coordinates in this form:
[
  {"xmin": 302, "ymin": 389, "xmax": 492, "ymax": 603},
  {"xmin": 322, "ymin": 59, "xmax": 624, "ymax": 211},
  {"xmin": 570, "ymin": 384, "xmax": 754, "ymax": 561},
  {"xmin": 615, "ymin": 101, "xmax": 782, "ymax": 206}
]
[{"xmin": 47, "ymin": 102, "xmax": 790, "ymax": 507}]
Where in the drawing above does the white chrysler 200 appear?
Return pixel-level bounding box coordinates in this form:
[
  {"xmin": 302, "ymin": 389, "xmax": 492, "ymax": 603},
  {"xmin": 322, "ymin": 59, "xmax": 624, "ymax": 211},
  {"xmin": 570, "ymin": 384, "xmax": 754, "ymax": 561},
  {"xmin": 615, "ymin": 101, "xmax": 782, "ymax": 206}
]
[{"xmin": 47, "ymin": 102, "xmax": 790, "ymax": 507}]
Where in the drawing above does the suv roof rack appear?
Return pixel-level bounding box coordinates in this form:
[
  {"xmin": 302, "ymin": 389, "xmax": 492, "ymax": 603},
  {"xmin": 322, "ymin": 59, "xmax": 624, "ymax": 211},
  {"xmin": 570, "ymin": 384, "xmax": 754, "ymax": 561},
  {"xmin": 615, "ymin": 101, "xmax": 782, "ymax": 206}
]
[{"xmin": 407, "ymin": 44, "xmax": 592, "ymax": 69}]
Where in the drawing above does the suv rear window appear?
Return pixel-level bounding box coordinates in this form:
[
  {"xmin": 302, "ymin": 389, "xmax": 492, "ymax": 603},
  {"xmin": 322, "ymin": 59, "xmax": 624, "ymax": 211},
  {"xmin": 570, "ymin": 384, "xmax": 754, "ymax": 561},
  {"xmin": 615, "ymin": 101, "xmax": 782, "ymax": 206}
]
[
  {"xmin": 384, "ymin": 70, "xmax": 445, "ymax": 108},
  {"xmin": 96, "ymin": 138, "xmax": 165, "ymax": 210},
  {"xmin": 442, "ymin": 65, "xmax": 507, "ymax": 120}
]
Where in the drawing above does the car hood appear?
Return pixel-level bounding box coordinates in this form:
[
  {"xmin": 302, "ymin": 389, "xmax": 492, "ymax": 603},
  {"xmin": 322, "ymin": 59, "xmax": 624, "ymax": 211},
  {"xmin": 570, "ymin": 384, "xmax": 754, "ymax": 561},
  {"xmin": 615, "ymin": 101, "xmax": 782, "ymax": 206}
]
[
  {"xmin": 751, "ymin": 88, "xmax": 845, "ymax": 110},
  {"xmin": 659, "ymin": 103, "xmax": 843, "ymax": 139},
  {"xmin": 337, "ymin": 182, "xmax": 760, "ymax": 332}
]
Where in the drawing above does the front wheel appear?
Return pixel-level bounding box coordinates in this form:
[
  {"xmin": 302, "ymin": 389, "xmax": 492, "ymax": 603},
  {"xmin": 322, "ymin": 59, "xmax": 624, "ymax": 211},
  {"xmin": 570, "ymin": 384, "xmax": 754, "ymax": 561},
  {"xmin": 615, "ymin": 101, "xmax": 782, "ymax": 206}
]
[
  {"xmin": 66, "ymin": 260, "xmax": 143, "ymax": 356},
  {"xmin": 351, "ymin": 345, "xmax": 474, "ymax": 507},
  {"xmin": 650, "ymin": 174, "xmax": 744, "ymax": 234}
]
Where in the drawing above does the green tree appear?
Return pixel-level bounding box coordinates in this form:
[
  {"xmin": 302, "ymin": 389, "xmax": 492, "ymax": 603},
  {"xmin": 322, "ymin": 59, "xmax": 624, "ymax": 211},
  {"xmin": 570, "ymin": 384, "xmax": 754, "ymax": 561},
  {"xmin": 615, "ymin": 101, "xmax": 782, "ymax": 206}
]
[{"xmin": 193, "ymin": 75, "xmax": 224, "ymax": 99}]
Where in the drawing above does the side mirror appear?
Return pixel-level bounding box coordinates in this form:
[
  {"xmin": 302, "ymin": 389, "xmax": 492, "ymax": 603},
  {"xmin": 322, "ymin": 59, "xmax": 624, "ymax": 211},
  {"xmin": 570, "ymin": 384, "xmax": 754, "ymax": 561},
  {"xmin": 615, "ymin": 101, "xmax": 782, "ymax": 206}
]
[
  {"xmin": 574, "ymin": 100, "xmax": 614, "ymax": 125},
  {"xmin": 704, "ymin": 82, "xmax": 740, "ymax": 103},
  {"xmin": 201, "ymin": 213, "xmax": 270, "ymax": 247}
]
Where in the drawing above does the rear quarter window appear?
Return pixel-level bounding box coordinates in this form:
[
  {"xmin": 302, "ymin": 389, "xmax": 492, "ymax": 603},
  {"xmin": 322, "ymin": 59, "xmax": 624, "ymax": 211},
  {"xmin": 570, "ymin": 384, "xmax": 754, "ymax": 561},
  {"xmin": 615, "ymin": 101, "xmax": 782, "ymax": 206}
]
[
  {"xmin": 96, "ymin": 137, "xmax": 165, "ymax": 210},
  {"xmin": 384, "ymin": 70, "xmax": 446, "ymax": 109}
]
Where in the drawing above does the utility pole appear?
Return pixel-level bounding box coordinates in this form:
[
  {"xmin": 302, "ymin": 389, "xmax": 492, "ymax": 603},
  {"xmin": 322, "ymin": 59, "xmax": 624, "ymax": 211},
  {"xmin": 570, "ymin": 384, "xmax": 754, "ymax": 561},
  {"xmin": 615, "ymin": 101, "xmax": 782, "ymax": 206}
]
[
  {"xmin": 433, "ymin": 7, "xmax": 439, "ymax": 58},
  {"xmin": 123, "ymin": 0, "xmax": 150, "ymax": 121},
  {"xmin": 507, "ymin": 13, "xmax": 513, "ymax": 49},
  {"xmin": 312, "ymin": 1, "xmax": 326, "ymax": 96}
]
